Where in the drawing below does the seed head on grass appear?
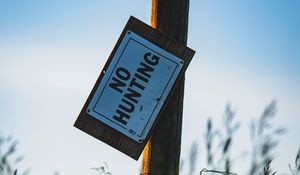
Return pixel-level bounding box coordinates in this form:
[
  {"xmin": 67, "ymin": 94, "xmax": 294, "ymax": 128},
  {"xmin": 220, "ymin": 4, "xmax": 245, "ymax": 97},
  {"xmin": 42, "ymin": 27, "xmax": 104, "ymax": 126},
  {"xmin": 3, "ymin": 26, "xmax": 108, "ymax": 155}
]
[
  {"xmin": 289, "ymin": 146, "xmax": 300, "ymax": 175},
  {"xmin": 0, "ymin": 134, "xmax": 30, "ymax": 175},
  {"xmin": 204, "ymin": 104, "xmax": 240, "ymax": 172},
  {"xmin": 248, "ymin": 100, "xmax": 286, "ymax": 175}
]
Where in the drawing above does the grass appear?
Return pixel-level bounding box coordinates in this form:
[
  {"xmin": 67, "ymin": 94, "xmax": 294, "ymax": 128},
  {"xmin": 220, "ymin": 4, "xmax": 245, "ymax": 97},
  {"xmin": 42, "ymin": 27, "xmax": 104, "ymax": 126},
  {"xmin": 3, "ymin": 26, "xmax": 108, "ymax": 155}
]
[
  {"xmin": 289, "ymin": 146, "xmax": 300, "ymax": 175},
  {"xmin": 248, "ymin": 100, "xmax": 286, "ymax": 175},
  {"xmin": 0, "ymin": 135, "xmax": 29, "ymax": 175},
  {"xmin": 203, "ymin": 104, "xmax": 240, "ymax": 173},
  {"xmin": 181, "ymin": 100, "xmax": 299, "ymax": 175},
  {"xmin": 1, "ymin": 100, "xmax": 299, "ymax": 175}
]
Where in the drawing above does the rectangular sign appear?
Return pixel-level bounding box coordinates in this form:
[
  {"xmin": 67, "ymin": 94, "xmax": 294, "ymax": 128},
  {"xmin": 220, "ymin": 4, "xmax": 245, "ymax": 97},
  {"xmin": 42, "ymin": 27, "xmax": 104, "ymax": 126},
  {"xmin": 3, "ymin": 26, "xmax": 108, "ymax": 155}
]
[
  {"xmin": 87, "ymin": 30, "xmax": 183, "ymax": 143},
  {"xmin": 74, "ymin": 16, "xmax": 195, "ymax": 160}
]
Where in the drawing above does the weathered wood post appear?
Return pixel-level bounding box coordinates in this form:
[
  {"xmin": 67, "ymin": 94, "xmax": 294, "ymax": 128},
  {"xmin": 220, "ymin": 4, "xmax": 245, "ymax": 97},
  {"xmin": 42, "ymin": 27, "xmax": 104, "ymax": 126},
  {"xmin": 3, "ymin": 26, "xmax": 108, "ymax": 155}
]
[{"xmin": 142, "ymin": 0, "xmax": 190, "ymax": 174}]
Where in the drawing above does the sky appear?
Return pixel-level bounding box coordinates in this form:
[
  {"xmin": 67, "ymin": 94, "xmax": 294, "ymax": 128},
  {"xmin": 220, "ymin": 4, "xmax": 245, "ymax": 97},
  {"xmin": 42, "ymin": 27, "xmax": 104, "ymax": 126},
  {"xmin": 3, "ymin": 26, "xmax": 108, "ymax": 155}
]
[{"xmin": 0, "ymin": 0, "xmax": 300, "ymax": 175}]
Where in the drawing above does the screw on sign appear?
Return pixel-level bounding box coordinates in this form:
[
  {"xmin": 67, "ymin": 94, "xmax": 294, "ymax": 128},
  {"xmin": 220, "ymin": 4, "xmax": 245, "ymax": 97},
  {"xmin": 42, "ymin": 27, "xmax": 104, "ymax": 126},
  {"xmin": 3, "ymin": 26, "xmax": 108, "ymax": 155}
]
[{"xmin": 74, "ymin": 16, "xmax": 195, "ymax": 160}]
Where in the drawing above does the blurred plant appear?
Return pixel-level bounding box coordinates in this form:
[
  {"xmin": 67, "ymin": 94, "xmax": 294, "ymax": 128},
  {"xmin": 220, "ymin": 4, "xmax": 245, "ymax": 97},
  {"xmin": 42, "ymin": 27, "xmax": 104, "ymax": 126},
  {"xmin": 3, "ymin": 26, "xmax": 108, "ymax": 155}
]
[
  {"xmin": 91, "ymin": 162, "xmax": 112, "ymax": 175},
  {"xmin": 0, "ymin": 134, "xmax": 29, "ymax": 175},
  {"xmin": 220, "ymin": 105, "xmax": 240, "ymax": 173},
  {"xmin": 188, "ymin": 141, "xmax": 198, "ymax": 175},
  {"xmin": 289, "ymin": 147, "xmax": 300, "ymax": 175},
  {"xmin": 205, "ymin": 117, "xmax": 216, "ymax": 169},
  {"xmin": 248, "ymin": 100, "xmax": 286, "ymax": 175},
  {"xmin": 204, "ymin": 104, "xmax": 240, "ymax": 172}
]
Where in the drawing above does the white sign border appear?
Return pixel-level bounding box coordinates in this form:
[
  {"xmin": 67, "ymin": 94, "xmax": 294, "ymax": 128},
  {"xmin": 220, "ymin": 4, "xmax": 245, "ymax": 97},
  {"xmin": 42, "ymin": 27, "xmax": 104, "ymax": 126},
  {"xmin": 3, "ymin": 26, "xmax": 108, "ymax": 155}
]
[{"xmin": 87, "ymin": 30, "xmax": 184, "ymax": 143}]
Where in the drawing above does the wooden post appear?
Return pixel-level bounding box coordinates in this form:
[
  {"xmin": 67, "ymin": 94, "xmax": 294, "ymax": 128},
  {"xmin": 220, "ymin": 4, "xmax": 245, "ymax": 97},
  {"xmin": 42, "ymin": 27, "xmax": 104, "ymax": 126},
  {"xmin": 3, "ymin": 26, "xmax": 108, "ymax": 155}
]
[{"xmin": 142, "ymin": 0, "xmax": 190, "ymax": 174}]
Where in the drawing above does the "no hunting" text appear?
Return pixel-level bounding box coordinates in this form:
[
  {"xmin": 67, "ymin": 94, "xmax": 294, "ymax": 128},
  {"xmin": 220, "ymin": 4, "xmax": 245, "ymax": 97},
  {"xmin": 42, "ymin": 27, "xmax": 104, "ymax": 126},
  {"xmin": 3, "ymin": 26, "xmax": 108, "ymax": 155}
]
[{"xmin": 108, "ymin": 52, "xmax": 160, "ymax": 126}]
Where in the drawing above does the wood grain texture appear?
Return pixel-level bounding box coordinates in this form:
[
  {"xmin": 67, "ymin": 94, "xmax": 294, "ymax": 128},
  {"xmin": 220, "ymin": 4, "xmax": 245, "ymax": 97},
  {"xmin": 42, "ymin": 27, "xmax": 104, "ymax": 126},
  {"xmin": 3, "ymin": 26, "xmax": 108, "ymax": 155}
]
[{"xmin": 74, "ymin": 16, "xmax": 194, "ymax": 160}]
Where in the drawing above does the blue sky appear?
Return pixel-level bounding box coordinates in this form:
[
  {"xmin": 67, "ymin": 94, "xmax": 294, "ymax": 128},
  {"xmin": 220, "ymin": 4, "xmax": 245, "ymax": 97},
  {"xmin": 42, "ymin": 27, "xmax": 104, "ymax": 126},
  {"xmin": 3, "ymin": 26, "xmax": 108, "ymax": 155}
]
[{"xmin": 0, "ymin": 1, "xmax": 299, "ymax": 175}]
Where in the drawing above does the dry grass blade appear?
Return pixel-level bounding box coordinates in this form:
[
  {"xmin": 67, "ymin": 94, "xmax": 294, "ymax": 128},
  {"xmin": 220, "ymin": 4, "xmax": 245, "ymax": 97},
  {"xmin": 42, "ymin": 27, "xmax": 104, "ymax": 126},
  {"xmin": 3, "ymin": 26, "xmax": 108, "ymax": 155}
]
[
  {"xmin": 188, "ymin": 141, "xmax": 198, "ymax": 175},
  {"xmin": 296, "ymin": 147, "xmax": 300, "ymax": 173},
  {"xmin": 262, "ymin": 159, "xmax": 277, "ymax": 175},
  {"xmin": 3, "ymin": 141, "xmax": 18, "ymax": 158},
  {"xmin": 289, "ymin": 146, "xmax": 300, "ymax": 175},
  {"xmin": 205, "ymin": 118, "xmax": 215, "ymax": 167},
  {"xmin": 204, "ymin": 104, "xmax": 240, "ymax": 173},
  {"xmin": 0, "ymin": 134, "xmax": 28, "ymax": 175},
  {"xmin": 223, "ymin": 138, "xmax": 231, "ymax": 154},
  {"xmin": 249, "ymin": 100, "xmax": 285, "ymax": 175}
]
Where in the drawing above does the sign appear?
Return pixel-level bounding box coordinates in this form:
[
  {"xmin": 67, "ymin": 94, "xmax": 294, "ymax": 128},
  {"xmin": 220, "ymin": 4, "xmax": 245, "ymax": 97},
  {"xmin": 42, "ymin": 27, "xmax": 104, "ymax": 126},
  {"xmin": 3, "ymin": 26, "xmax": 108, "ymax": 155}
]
[
  {"xmin": 74, "ymin": 16, "xmax": 195, "ymax": 160},
  {"xmin": 87, "ymin": 30, "xmax": 183, "ymax": 143}
]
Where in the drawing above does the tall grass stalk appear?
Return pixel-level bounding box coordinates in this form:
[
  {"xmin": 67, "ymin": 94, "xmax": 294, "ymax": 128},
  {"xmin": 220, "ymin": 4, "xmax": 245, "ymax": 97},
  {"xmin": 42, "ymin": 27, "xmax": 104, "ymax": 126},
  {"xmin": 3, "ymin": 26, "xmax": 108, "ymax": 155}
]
[
  {"xmin": 204, "ymin": 104, "xmax": 240, "ymax": 172},
  {"xmin": 289, "ymin": 147, "xmax": 300, "ymax": 175},
  {"xmin": 248, "ymin": 100, "xmax": 286, "ymax": 175},
  {"xmin": 0, "ymin": 134, "xmax": 29, "ymax": 175}
]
